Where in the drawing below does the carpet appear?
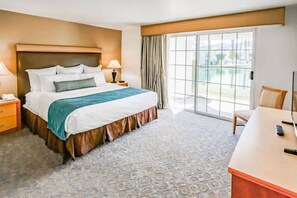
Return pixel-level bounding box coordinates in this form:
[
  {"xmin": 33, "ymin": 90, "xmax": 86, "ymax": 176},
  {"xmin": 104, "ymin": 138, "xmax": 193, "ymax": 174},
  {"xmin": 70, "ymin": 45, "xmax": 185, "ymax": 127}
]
[{"xmin": 0, "ymin": 109, "xmax": 242, "ymax": 197}]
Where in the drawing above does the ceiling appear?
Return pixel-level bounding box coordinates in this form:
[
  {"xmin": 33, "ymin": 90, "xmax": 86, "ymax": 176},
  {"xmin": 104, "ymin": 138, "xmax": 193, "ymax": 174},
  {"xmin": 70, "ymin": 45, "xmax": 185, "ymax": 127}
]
[{"xmin": 0, "ymin": 0, "xmax": 297, "ymax": 30}]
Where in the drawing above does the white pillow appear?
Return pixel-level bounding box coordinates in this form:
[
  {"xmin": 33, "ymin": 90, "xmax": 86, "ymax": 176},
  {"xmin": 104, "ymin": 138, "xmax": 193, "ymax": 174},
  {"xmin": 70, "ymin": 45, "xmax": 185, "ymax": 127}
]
[
  {"xmin": 26, "ymin": 66, "xmax": 57, "ymax": 92},
  {"xmin": 57, "ymin": 65, "xmax": 83, "ymax": 74},
  {"xmin": 80, "ymin": 72, "xmax": 106, "ymax": 86},
  {"xmin": 39, "ymin": 74, "xmax": 80, "ymax": 92},
  {"xmin": 82, "ymin": 64, "xmax": 102, "ymax": 73}
]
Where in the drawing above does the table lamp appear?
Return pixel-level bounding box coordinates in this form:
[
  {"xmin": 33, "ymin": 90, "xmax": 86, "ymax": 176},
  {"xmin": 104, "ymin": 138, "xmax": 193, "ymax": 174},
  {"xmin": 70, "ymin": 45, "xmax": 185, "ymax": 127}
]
[
  {"xmin": 107, "ymin": 60, "xmax": 121, "ymax": 83},
  {"xmin": 0, "ymin": 61, "xmax": 12, "ymax": 87}
]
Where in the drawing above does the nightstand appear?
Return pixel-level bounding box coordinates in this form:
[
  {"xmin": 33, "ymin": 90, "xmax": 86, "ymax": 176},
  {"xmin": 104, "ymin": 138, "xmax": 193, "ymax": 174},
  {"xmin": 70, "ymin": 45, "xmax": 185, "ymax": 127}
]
[
  {"xmin": 0, "ymin": 99, "xmax": 21, "ymax": 134},
  {"xmin": 117, "ymin": 82, "xmax": 128, "ymax": 87}
]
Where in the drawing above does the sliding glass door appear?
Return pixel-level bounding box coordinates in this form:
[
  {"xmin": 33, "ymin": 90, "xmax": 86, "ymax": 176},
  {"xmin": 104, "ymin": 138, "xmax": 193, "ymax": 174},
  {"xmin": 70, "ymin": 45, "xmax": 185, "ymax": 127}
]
[
  {"xmin": 168, "ymin": 30, "xmax": 254, "ymax": 119},
  {"xmin": 168, "ymin": 35, "xmax": 197, "ymax": 111}
]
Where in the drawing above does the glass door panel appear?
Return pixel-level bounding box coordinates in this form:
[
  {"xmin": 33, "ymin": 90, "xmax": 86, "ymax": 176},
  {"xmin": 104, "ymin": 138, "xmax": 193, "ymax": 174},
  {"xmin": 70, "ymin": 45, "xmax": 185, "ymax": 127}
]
[{"xmin": 168, "ymin": 30, "xmax": 254, "ymax": 119}]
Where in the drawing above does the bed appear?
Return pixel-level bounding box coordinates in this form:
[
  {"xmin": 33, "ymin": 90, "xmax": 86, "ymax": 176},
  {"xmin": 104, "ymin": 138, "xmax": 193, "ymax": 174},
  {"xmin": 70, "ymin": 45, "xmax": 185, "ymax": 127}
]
[{"xmin": 17, "ymin": 44, "xmax": 158, "ymax": 162}]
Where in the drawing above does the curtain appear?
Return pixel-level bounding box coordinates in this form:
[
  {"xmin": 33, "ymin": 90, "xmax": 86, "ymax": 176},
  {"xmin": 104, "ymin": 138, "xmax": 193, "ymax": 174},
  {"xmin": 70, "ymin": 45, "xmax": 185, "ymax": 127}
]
[{"xmin": 141, "ymin": 35, "xmax": 168, "ymax": 109}]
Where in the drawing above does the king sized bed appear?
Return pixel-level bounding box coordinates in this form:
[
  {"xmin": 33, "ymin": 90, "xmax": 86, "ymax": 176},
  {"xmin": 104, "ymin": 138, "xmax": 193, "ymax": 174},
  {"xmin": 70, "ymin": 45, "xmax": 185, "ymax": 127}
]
[{"xmin": 17, "ymin": 44, "xmax": 158, "ymax": 162}]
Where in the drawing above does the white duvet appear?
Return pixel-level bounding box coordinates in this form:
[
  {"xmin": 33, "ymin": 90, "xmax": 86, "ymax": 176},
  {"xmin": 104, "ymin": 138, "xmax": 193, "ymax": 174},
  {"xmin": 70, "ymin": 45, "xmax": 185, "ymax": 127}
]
[{"xmin": 24, "ymin": 83, "xmax": 158, "ymax": 138}]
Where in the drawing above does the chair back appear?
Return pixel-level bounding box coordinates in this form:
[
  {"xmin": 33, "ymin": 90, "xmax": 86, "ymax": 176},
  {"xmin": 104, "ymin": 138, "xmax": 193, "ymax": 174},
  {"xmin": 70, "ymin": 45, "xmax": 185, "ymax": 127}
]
[{"xmin": 259, "ymin": 86, "xmax": 287, "ymax": 109}]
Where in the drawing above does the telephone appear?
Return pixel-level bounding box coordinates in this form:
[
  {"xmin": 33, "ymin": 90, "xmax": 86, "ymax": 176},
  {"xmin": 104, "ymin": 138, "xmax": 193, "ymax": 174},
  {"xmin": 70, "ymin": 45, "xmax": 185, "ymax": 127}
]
[{"xmin": 1, "ymin": 94, "xmax": 16, "ymax": 101}]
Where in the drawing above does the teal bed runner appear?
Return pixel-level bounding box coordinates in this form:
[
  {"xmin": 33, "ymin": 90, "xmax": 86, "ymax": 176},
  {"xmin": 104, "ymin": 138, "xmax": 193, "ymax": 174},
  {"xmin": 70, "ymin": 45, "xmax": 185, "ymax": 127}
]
[{"xmin": 47, "ymin": 87, "xmax": 149, "ymax": 141}]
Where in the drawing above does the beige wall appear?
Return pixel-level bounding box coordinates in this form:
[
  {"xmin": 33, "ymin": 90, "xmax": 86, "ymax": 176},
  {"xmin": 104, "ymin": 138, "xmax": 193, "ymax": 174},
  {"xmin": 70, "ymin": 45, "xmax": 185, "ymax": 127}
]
[
  {"xmin": 121, "ymin": 26, "xmax": 141, "ymax": 88},
  {"xmin": 254, "ymin": 5, "xmax": 297, "ymax": 110},
  {"xmin": 0, "ymin": 10, "xmax": 122, "ymax": 96}
]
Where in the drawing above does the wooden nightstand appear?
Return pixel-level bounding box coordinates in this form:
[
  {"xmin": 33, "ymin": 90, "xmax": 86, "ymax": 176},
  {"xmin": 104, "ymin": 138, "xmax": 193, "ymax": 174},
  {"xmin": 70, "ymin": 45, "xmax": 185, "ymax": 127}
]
[
  {"xmin": 117, "ymin": 82, "xmax": 128, "ymax": 87},
  {"xmin": 0, "ymin": 99, "xmax": 21, "ymax": 134}
]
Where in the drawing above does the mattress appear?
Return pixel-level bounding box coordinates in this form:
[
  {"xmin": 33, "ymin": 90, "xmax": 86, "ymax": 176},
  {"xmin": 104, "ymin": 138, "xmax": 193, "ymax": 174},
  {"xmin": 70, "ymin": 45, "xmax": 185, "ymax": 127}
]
[{"xmin": 24, "ymin": 83, "xmax": 158, "ymax": 138}]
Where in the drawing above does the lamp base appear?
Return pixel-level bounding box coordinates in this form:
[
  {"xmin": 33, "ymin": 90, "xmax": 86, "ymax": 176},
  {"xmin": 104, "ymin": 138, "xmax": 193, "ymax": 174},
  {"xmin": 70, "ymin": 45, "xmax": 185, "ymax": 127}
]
[{"xmin": 111, "ymin": 70, "xmax": 117, "ymax": 83}]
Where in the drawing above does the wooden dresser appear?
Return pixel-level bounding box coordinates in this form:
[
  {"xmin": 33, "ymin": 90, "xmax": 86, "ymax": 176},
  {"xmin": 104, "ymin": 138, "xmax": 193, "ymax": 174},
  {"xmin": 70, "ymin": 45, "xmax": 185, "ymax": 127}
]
[
  {"xmin": 0, "ymin": 99, "xmax": 21, "ymax": 134},
  {"xmin": 228, "ymin": 107, "xmax": 297, "ymax": 197}
]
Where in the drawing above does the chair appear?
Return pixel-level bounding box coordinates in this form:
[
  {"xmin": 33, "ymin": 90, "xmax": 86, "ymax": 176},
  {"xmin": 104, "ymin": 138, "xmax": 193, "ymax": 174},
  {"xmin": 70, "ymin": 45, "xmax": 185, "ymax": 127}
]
[{"xmin": 233, "ymin": 86, "xmax": 287, "ymax": 134}]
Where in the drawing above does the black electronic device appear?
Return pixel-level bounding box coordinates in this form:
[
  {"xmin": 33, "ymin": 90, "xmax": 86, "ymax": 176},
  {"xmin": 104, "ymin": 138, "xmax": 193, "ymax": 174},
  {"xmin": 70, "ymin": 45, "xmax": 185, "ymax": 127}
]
[
  {"xmin": 281, "ymin": 120, "xmax": 297, "ymax": 126},
  {"xmin": 291, "ymin": 71, "xmax": 297, "ymax": 137},
  {"xmin": 283, "ymin": 71, "xmax": 297, "ymax": 138},
  {"xmin": 275, "ymin": 125, "xmax": 284, "ymax": 136},
  {"xmin": 284, "ymin": 148, "xmax": 297, "ymax": 156}
]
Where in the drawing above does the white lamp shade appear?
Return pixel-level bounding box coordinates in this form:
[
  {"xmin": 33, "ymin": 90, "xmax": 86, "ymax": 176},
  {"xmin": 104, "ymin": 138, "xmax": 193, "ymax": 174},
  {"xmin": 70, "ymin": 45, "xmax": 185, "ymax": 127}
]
[
  {"xmin": 107, "ymin": 60, "xmax": 121, "ymax": 69},
  {"xmin": 0, "ymin": 61, "xmax": 11, "ymax": 76}
]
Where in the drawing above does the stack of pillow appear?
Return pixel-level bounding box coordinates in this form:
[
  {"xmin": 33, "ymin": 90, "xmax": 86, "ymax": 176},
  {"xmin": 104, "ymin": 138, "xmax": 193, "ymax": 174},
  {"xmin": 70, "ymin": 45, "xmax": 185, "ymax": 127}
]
[{"xmin": 26, "ymin": 64, "xmax": 105, "ymax": 92}]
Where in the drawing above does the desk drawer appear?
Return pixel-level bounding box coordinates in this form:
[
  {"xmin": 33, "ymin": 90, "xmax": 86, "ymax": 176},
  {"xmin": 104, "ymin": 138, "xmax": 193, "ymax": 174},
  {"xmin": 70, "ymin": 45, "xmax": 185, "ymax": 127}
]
[
  {"xmin": 0, "ymin": 116, "xmax": 17, "ymax": 133},
  {"xmin": 0, "ymin": 103, "xmax": 16, "ymax": 119}
]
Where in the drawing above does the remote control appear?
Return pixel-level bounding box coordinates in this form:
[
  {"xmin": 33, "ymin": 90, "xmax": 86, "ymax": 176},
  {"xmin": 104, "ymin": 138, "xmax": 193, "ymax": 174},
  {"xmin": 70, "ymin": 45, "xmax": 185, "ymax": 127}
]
[
  {"xmin": 284, "ymin": 148, "xmax": 297, "ymax": 156},
  {"xmin": 275, "ymin": 125, "xmax": 284, "ymax": 136},
  {"xmin": 281, "ymin": 121, "xmax": 297, "ymax": 126}
]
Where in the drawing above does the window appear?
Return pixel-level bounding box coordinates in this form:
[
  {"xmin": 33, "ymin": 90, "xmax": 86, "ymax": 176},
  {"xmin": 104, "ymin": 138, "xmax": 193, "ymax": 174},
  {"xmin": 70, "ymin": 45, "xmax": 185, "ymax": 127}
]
[{"xmin": 168, "ymin": 30, "xmax": 254, "ymax": 119}]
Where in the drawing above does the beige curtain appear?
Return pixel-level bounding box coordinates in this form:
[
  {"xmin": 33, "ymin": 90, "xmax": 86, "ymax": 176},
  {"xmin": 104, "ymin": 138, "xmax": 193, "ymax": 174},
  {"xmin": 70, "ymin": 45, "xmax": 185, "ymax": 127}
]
[{"xmin": 141, "ymin": 35, "xmax": 168, "ymax": 109}]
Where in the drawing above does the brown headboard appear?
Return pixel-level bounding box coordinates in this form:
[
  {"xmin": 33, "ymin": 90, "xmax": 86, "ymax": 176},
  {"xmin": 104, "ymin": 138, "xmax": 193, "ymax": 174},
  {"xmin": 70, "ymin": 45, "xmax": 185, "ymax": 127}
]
[{"xmin": 16, "ymin": 44, "xmax": 102, "ymax": 104}]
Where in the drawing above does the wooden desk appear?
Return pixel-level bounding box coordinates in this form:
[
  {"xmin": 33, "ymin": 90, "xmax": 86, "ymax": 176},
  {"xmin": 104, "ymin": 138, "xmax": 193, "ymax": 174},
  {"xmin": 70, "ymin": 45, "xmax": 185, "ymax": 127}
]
[{"xmin": 228, "ymin": 107, "xmax": 297, "ymax": 198}]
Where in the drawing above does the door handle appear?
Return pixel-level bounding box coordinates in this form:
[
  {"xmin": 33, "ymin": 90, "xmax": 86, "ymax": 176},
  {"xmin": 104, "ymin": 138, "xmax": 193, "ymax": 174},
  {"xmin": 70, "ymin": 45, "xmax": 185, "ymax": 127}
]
[{"xmin": 250, "ymin": 71, "xmax": 254, "ymax": 80}]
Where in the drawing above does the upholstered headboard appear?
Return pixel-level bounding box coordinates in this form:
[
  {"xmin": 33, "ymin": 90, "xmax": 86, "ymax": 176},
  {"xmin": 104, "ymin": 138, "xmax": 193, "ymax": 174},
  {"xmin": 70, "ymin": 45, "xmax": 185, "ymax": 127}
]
[{"xmin": 16, "ymin": 44, "xmax": 102, "ymax": 104}]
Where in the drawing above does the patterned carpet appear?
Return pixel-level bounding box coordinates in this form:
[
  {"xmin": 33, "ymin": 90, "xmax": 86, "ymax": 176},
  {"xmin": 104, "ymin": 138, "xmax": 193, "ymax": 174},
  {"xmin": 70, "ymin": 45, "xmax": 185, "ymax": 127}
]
[{"xmin": 0, "ymin": 109, "xmax": 242, "ymax": 198}]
